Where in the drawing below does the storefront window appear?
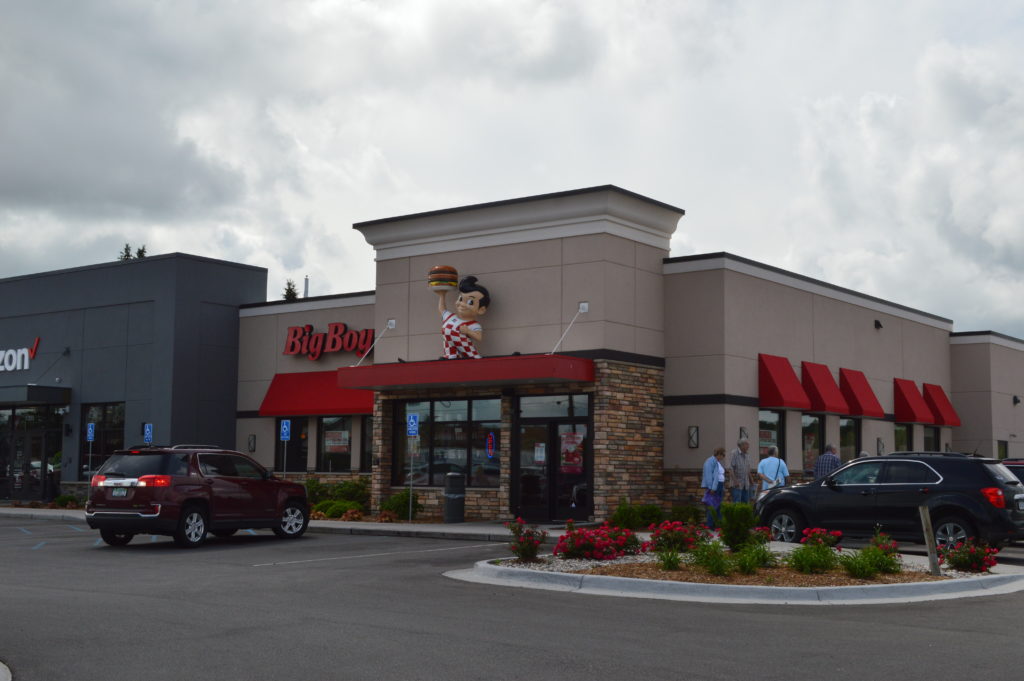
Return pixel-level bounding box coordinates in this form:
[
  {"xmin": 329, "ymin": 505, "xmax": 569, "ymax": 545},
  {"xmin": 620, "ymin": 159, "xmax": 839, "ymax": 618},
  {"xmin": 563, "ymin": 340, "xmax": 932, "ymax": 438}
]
[
  {"xmin": 394, "ymin": 398, "xmax": 500, "ymax": 487},
  {"xmin": 894, "ymin": 423, "xmax": 912, "ymax": 452},
  {"xmin": 317, "ymin": 416, "xmax": 351, "ymax": 472},
  {"xmin": 360, "ymin": 416, "xmax": 373, "ymax": 472},
  {"xmin": 839, "ymin": 418, "xmax": 860, "ymax": 462},
  {"xmin": 275, "ymin": 417, "xmax": 309, "ymax": 473},
  {"xmin": 758, "ymin": 410, "xmax": 784, "ymax": 460},
  {"xmin": 801, "ymin": 413, "xmax": 823, "ymax": 473},
  {"xmin": 998, "ymin": 440, "xmax": 1008, "ymax": 460},
  {"xmin": 923, "ymin": 426, "xmax": 940, "ymax": 452},
  {"xmin": 80, "ymin": 403, "xmax": 125, "ymax": 480},
  {"xmin": 519, "ymin": 395, "xmax": 588, "ymax": 419}
]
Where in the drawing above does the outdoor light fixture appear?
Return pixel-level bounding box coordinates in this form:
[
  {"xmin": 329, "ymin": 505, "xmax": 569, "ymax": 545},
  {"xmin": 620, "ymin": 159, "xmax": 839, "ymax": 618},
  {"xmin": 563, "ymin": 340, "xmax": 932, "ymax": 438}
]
[
  {"xmin": 876, "ymin": 437, "xmax": 885, "ymax": 456},
  {"xmin": 688, "ymin": 426, "xmax": 699, "ymax": 448},
  {"xmin": 1014, "ymin": 395, "xmax": 1021, "ymax": 406},
  {"xmin": 739, "ymin": 426, "xmax": 748, "ymax": 440},
  {"xmin": 874, "ymin": 319, "xmax": 883, "ymax": 330}
]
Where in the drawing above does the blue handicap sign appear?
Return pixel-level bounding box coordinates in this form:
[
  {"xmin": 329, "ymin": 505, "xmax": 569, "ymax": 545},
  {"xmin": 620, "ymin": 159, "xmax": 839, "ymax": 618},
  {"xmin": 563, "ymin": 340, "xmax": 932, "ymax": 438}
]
[
  {"xmin": 406, "ymin": 413, "xmax": 419, "ymax": 437},
  {"xmin": 280, "ymin": 419, "xmax": 291, "ymax": 442},
  {"xmin": 86, "ymin": 423, "xmax": 96, "ymax": 443},
  {"xmin": 143, "ymin": 423, "xmax": 154, "ymax": 444}
]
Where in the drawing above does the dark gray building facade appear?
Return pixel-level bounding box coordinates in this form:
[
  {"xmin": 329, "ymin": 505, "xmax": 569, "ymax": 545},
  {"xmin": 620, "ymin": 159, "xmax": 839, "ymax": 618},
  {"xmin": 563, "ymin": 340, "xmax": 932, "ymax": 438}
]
[{"xmin": 0, "ymin": 253, "xmax": 266, "ymax": 500}]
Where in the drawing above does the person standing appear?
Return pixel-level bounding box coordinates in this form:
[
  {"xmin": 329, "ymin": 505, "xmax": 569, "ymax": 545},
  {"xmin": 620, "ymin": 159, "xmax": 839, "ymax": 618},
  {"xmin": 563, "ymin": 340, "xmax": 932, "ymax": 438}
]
[
  {"xmin": 727, "ymin": 437, "xmax": 756, "ymax": 503},
  {"xmin": 814, "ymin": 443, "xmax": 842, "ymax": 479},
  {"xmin": 757, "ymin": 446, "xmax": 790, "ymax": 491},
  {"xmin": 700, "ymin": 447, "xmax": 727, "ymax": 529}
]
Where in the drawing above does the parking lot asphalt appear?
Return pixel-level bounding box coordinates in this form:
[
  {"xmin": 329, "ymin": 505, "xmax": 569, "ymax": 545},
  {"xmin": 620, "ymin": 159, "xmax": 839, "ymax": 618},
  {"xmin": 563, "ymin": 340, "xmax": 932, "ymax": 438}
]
[{"xmin": 4, "ymin": 506, "xmax": 1024, "ymax": 607}]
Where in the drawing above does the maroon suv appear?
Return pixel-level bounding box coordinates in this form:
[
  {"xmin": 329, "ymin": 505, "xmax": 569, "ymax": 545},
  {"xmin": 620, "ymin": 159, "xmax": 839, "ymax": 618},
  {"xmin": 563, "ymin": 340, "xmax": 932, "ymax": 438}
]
[{"xmin": 85, "ymin": 445, "xmax": 309, "ymax": 547}]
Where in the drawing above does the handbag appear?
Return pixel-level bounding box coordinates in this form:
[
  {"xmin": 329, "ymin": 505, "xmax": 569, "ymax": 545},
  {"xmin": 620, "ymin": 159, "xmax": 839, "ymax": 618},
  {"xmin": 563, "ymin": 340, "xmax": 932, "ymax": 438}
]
[{"xmin": 701, "ymin": 489, "xmax": 721, "ymax": 508}]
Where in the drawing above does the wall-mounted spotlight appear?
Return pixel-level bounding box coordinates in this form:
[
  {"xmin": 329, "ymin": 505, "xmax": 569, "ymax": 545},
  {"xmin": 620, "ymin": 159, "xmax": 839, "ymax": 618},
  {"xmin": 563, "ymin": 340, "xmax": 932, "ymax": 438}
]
[
  {"xmin": 874, "ymin": 319, "xmax": 883, "ymax": 330},
  {"xmin": 1014, "ymin": 395, "xmax": 1021, "ymax": 406},
  {"xmin": 739, "ymin": 426, "xmax": 749, "ymax": 441}
]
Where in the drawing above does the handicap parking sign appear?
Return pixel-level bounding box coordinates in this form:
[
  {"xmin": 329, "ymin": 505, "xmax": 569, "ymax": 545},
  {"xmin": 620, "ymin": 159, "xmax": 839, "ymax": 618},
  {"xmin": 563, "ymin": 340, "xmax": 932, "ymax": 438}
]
[
  {"xmin": 280, "ymin": 419, "xmax": 291, "ymax": 442},
  {"xmin": 86, "ymin": 423, "xmax": 96, "ymax": 442},
  {"xmin": 406, "ymin": 413, "xmax": 419, "ymax": 437},
  {"xmin": 143, "ymin": 423, "xmax": 154, "ymax": 444}
]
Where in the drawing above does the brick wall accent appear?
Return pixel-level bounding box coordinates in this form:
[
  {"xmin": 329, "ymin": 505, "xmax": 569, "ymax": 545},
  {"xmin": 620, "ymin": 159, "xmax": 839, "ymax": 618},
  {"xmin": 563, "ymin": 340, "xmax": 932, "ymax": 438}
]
[{"xmin": 590, "ymin": 359, "xmax": 664, "ymax": 521}]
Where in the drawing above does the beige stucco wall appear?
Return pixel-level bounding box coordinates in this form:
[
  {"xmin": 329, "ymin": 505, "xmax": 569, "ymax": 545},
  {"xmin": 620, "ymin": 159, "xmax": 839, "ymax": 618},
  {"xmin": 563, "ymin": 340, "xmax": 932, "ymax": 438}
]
[
  {"xmin": 663, "ymin": 261, "xmax": 956, "ymax": 469},
  {"xmin": 371, "ymin": 234, "xmax": 668, "ymax": 363},
  {"xmin": 951, "ymin": 338, "xmax": 1024, "ymax": 457}
]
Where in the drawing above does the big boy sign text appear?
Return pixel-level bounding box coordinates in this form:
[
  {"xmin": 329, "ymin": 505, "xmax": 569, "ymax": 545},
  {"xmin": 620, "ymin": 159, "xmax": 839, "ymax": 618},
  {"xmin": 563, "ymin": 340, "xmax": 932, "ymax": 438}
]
[{"xmin": 283, "ymin": 323, "xmax": 374, "ymax": 361}]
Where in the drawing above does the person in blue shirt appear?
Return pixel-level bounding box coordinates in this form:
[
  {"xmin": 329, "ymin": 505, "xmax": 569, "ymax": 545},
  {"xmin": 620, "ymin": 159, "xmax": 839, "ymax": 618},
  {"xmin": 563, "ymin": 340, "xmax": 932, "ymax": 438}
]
[
  {"xmin": 757, "ymin": 446, "xmax": 790, "ymax": 491},
  {"xmin": 813, "ymin": 443, "xmax": 842, "ymax": 479},
  {"xmin": 700, "ymin": 447, "xmax": 726, "ymax": 528}
]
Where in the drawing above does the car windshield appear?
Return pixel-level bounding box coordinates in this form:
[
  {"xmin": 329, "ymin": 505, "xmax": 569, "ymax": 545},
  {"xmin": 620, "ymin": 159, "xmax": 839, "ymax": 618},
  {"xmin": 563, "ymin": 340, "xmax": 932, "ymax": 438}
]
[
  {"xmin": 99, "ymin": 453, "xmax": 189, "ymax": 477},
  {"xmin": 984, "ymin": 462, "xmax": 1022, "ymax": 486}
]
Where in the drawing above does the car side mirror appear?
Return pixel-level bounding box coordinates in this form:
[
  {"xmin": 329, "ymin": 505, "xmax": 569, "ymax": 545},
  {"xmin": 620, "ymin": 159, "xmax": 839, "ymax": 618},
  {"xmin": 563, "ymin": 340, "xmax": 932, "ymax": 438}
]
[{"xmin": 826, "ymin": 477, "xmax": 839, "ymax": 489}]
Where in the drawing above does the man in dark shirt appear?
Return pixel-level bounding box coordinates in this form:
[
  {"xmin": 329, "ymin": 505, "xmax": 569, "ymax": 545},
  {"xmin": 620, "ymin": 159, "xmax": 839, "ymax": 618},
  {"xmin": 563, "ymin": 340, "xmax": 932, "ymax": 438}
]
[{"xmin": 814, "ymin": 443, "xmax": 842, "ymax": 479}]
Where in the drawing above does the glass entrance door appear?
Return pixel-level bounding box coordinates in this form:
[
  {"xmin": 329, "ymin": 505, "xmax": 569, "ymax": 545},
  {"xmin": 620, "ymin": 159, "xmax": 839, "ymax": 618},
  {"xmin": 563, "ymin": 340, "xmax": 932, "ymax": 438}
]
[
  {"xmin": 11, "ymin": 431, "xmax": 59, "ymax": 501},
  {"xmin": 515, "ymin": 421, "xmax": 591, "ymax": 522}
]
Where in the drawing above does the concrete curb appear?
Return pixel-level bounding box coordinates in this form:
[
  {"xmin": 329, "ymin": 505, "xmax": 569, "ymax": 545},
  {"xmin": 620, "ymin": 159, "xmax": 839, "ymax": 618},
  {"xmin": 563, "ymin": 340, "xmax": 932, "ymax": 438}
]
[{"xmin": 445, "ymin": 559, "xmax": 1024, "ymax": 605}]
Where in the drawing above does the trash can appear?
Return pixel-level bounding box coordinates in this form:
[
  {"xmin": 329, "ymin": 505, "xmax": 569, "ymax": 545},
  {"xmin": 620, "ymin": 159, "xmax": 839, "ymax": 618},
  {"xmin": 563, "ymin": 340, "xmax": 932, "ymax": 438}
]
[{"xmin": 443, "ymin": 472, "xmax": 466, "ymax": 524}]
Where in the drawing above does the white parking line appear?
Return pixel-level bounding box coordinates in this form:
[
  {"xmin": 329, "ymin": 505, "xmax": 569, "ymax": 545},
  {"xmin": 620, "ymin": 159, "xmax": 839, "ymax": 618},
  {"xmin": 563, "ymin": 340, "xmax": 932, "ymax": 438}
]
[
  {"xmin": 31, "ymin": 542, "xmax": 46, "ymax": 550},
  {"xmin": 67, "ymin": 525, "xmax": 85, "ymax": 532},
  {"xmin": 252, "ymin": 543, "xmax": 501, "ymax": 567},
  {"xmin": 16, "ymin": 527, "xmax": 31, "ymax": 535}
]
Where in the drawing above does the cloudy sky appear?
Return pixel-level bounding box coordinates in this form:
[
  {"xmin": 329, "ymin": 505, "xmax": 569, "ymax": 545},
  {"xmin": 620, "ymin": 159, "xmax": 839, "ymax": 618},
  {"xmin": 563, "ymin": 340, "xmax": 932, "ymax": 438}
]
[{"xmin": 2, "ymin": 1, "xmax": 1023, "ymax": 337}]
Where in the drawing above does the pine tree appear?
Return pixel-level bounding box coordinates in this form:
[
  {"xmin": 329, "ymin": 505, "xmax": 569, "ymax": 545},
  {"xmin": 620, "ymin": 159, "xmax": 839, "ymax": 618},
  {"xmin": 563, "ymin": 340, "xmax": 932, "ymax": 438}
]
[
  {"xmin": 118, "ymin": 243, "xmax": 133, "ymax": 261},
  {"xmin": 135, "ymin": 246, "xmax": 147, "ymax": 258},
  {"xmin": 283, "ymin": 279, "xmax": 299, "ymax": 301}
]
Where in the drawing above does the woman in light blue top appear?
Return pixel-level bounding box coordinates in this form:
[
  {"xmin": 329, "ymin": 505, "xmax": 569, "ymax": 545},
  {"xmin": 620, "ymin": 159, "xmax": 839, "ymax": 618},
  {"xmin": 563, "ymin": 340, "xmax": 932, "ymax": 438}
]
[
  {"xmin": 700, "ymin": 447, "xmax": 727, "ymax": 528},
  {"xmin": 757, "ymin": 446, "xmax": 789, "ymax": 491}
]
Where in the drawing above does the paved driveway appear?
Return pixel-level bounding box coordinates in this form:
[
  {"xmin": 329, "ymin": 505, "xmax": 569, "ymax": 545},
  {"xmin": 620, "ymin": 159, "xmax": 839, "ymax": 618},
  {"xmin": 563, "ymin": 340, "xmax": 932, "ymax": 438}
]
[{"xmin": 2, "ymin": 516, "xmax": 1023, "ymax": 681}]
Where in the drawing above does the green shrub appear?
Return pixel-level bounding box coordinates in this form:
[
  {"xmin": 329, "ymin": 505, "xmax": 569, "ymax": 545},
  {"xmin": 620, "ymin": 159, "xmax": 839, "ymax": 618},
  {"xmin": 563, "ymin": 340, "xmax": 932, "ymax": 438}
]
[
  {"xmin": 668, "ymin": 505, "xmax": 704, "ymax": 524},
  {"xmin": 313, "ymin": 500, "xmax": 336, "ymax": 515},
  {"xmin": 636, "ymin": 504, "xmax": 664, "ymax": 528},
  {"xmin": 381, "ymin": 489, "xmax": 423, "ymax": 520},
  {"xmin": 305, "ymin": 478, "xmax": 328, "ymax": 505},
  {"xmin": 646, "ymin": 520, "xmax": 711, "ymax": 553},
  {"xmin": 838, "ymin": 550, "xmax": 879, "ymax": 579},
  {"xmin": 323, "ymin": 500, "xmax": 362, "ymax": 518},
  {"xmin": 785, "ymin": 543, "xmax": 838, "ymax": 574},
  {"xmin": 54, "ymin": 494, "xmax": 79, "ymax": 508},
  {"xmin": 610, "ymin": 498, "xmax": 641, "ymax": 530},
  {"xmin": 734, "ymin": 542, "xmax": 776, "ymax": 574},
  {"xmin": 657, "ymin": 548, "xmax": 682, "ymax": 571},
  {"xmin": 719, "ymin": 502, "xmax": 759, "ymax": 550},
  {"xmin": 333, "ymin": 477, "xmax": 370, "ymax": 507},
  {"xmin": 688, "ymin": 540, "xmax": 733, "ymax": 576}
]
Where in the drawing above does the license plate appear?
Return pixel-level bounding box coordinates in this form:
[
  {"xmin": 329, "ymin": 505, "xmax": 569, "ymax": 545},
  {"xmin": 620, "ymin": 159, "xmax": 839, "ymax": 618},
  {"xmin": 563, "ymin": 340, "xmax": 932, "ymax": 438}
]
[{"xmin": 111, "ymin": 487, "xmax": 128, "ymax": 498}]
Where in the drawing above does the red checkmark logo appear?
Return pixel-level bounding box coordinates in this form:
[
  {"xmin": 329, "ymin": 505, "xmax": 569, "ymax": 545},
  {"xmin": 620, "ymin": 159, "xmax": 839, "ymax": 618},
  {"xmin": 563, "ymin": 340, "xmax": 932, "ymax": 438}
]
[{"xmin": 28, "ymin": 337, "xmax": 40, "ymax": 359}]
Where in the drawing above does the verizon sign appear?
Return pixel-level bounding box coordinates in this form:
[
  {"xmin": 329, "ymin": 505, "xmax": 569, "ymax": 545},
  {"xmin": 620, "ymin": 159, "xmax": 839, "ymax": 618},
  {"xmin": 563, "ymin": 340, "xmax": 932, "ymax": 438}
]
[
  {"xmin": 283, "ymin": 323, "xmax": 374, "ymax": 361},
  {"xmin": 0, "ymin": 337, "xmax": 40, "ymax": 373}
]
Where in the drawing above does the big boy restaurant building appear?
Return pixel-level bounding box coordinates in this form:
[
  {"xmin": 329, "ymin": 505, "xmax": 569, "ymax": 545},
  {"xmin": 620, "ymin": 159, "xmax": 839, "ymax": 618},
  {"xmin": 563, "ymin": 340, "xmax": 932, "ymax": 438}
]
[{"xmin": 234, "ymin": 186, "xmax": 1024, "ymax": 523}]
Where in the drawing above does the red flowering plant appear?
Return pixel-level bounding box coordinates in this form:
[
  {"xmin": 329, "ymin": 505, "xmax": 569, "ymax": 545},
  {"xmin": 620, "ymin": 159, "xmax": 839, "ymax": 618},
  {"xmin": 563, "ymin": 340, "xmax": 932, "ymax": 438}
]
[
  {"xmin": 553, "ymin": 521, "xmax": 643, "ymax": 561},
  {"xmin": 504, "ymin": 517, "xmax": 548, "ymax": 562},
  {"xmin": 938, "ymin": 539, "xmax": 1000, "ymax": 573},
  {"xmin": 750, "ymin": 526, "xmax": 773, "ymax": 545},
  {"xmin": 643, "ymin": 520, "xmax": 712, "ymax": 553},
  {"xmin": 786, "ymin": 527, "xmax": 843, "ymax": 574},
  {"xmin": 800, "ymin": 527, "xmax": 843, "ymax": 549}
]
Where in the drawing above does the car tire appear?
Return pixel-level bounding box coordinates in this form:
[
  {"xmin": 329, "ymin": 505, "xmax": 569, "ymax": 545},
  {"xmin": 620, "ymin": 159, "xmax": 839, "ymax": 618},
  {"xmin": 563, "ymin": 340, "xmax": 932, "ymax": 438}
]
[
  {"xmin": 934, "ymin": 514, "xmax": 976, "ymax": 547},
  {"xmin": 174, "ymin": 505, "xmax": 209, "ymax": 548},
  {"xmin": 211, "ymin": 529, "xmax": 238, "ymax": 538},
  {"xmin": 768, "ymin": 509, "xmax": 805, "ymax": 543},
  {"xmin": 273, "ymin": 502, "xmax": 309, "ymax": 539},
  {"xmin": 99, "ymin": 529, "xmax": 134, "ymax": 546}
]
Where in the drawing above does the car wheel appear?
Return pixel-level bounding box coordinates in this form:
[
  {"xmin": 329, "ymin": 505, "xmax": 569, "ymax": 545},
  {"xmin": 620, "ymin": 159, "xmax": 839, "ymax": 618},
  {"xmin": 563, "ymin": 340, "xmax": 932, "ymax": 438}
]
[
  {"xmin": 273, "ymin": 502, "xmax": 308, "ymax": 538},
  {"xmin": 174, "ymin": 505, "xmax": 208, "ymax": 548},
  {"xmin": 768, "ymin": 509, "xmax": 805, "ymax": 543},
  {"xmin": 99, "ymin": 529, "xmax": 134, "ymax": 546},
  {"xmin": 934, "ymin": 514, "xmax": 975, "ymax": 547},
  {"xmin": 211, "ymin": 529, "xmax": 238, "ymax": 538}
]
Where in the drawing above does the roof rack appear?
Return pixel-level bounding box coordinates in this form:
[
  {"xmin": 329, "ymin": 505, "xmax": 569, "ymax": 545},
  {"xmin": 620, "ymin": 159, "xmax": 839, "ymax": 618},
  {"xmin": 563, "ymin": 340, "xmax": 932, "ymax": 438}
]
[{"xmin": 169, "ymin": 444, "xmax": 223, "ymax": 450}]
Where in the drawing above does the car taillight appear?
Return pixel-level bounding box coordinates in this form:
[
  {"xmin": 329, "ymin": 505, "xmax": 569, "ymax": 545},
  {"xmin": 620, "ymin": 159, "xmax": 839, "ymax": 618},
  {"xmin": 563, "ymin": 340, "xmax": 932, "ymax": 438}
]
[
  {"xmin": 981, "ymin": 487, "xmax": 1006, "ymax": 509},
  {"xmin": 90, "ymin": 475, "xmax": 106, "ymax": 487},
  {"xmin": 137, "ymin": 475, "xmax": 171, "ymax": 487}
]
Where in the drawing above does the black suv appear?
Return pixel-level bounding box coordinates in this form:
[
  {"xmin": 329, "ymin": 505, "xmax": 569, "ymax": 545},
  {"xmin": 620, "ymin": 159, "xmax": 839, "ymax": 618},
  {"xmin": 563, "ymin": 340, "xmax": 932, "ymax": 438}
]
[
  {"xmin": 755, "ymin": 453, "xmax": 1024, "ymax": 546},
  {"xmin": 85, "ymin": 446, "xmax": 309, "ymax": 548}
]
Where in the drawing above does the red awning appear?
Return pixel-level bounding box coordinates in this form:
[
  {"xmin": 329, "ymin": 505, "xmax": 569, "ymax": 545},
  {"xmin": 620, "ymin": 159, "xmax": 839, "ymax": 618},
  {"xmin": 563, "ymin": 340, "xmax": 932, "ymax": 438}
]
[
  {"xmin": 922, "ymin": 383, "xmax": 961, "ymax": 427},
  {"xmin": 838, "ymin": 368, "xmax": 885, "ymax": 418},
  {"xmin": 337, "ymin": 354, "xmax": 595, "ymax": 391},
  {"xmin": 801, "ymin": 362, "xmax": 849, "ymax": 414},
  {"xmin": 758, "ymin": 354, "xmax": 811, "ymax": 410},
  {"xmin": 259, "ymin": 371, "xmax": 374, "ymax": 416},
  {"xmin": 893, "ymin": 378, "xmax": 935, "ymax": 424}
]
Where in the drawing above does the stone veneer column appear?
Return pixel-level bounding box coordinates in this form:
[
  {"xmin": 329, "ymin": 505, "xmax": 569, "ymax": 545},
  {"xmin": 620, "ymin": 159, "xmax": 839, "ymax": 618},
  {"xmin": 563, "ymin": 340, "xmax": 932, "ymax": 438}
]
[
  {"xmin": 591, "ymin": 359, "xmax": 665, "ymax": 521},
  {"xmin": 370, "ymin": 392, "xmax": 392, "ymax": 515}
]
